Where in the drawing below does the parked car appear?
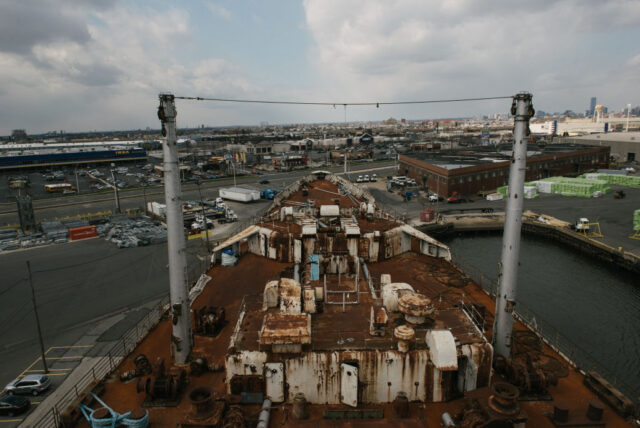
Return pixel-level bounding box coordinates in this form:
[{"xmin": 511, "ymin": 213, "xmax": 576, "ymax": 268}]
[
  {"xmin": 259, "ymin": 179, "xmax": 270, "ymax": 184},
  {"xmin": 0, "ymin": 396, "xmax": 30, "ymax": 416},
  {"xmin": 5, "ymin": 374, "xmax": 51, "ymax": 396}
]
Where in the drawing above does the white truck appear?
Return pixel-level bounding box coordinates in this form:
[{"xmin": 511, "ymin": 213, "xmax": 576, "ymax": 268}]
[
  {"xmin": 218, "ymin": 207, "xmax": 238, "ymax": 224},
  {"xmin": 219, "ymin": 187, "xmax": 261, "ymax": 202}
]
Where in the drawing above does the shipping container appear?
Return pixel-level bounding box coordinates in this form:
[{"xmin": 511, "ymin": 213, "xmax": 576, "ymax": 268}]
[
  {"xmin": 219, "ymin": 187, "xmax": 261, "ymax": 202},
  {"xmin": 68, "ymin": 225, "xmax": 98, "ymax": 241}
]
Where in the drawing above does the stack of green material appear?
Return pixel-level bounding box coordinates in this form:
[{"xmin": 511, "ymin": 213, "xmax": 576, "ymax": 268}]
[
  {"xmin": 634, "ymin": 209, "xmax": 640, "ymax": 231},
  {"xmin": 538, "ymin": 176, "xmax": 611, "ymax": 198},
  {"xmin": 581, "ymin": 173, "xmax": 640, "ymax": 188}
]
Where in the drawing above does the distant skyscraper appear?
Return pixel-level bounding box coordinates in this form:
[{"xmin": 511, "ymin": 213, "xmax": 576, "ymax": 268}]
[{"xmin": 589, "ymin": 97, "xmax": 597, "ymax": 116}]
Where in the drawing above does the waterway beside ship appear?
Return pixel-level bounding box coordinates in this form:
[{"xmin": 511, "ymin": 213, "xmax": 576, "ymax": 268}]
[{"xmin": 440, "ymin": 232, "xmax": 640, "ymax": 400}]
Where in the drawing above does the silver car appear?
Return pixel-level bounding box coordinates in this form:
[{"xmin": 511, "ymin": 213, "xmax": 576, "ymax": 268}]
[{"xmin": 5, "ymin": 374, "xmax": 51, "ymax": 396}]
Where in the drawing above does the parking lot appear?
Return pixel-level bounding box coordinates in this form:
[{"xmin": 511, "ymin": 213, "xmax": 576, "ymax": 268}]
[
  {"xmin": 0, "ymin": 161, "xmax": 163, "ymax": 204},
  {"xmin": 0, "ymin": 345, "xmax": 95, "ymax": 426}
]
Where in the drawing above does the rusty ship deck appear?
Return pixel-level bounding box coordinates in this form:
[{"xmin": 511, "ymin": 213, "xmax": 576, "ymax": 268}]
[{"xmin": 62, "ymin": 172, "xmax": 635, "ymax": 428}]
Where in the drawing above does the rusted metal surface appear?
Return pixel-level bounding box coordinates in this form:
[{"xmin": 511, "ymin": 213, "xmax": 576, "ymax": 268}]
[
  {"xmin": 394, "ymin": 325, "xmax": 415, "ymax": 352},
  {"xmin": 393, "ymin": 325, "xmax": 415, "ymax": 342},
  {"xmin": 547, "ymin": 399, "xmax": 607, "ymax": 427},
  {"xmin": 397, "ymin": 293, "xmax": 434, "ymax": 317},
  {"xmin": 457, "ymin": 383, "xmax": 528, "ymax": 427},
  {"xmin": 259, "ymin": 313, "xmax": 311, "ymax": 345},
  {"xmin": 375, "ymin": 306, "xmax": 388, "ymax": 324},
  {"xmin": 277, "ymin": 179, "xmax": 363, "ymax": 209},
  {"xmin": 119, "ymin": 353, "xmax": 151, "ymax": 382},
  {"xmin": 583, "ymin": 371, "xmax": 635, "ymax": 418},
  {"xmin": 369, "ymin": 305, "xmax": 389, "ymax": 337},
  {"xmin": 136, "ymin": 357, "xmax": 187, "ymax": 405},
  {"xmin": 188, "ymin": 386, "xmax": 215, "ymax": 420},
  {"xmin": 193, "ymin": 306, "xmax": 226, "ymax": 336}
]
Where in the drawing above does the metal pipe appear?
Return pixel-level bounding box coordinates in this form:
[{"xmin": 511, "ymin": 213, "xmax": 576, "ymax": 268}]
[
  {"xmin": 360, "ymin": 257, "xmax": 377, "ymax": 299},
  {"xmin": 256, "ymin": 398, "xmax": 272, "ymax": 428},
  {"xmin": 159, "ymin": 93, "xmax": 192, "ymax": 364},
  {"xmin": 493, "ymin": 92, "xmax": 534, "ymax": 358},
  {"xmin": 359, "ymin": 258, "xmax": 370, "ymax": 280}
]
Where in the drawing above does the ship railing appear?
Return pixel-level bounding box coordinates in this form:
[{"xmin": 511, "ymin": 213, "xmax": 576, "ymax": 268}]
[
  {"xmin": 460, "ymin": 299, "xmax": 486, "ymax": 334},
  {"xmin": 31, "ymin": 295, "xmax": 171, "ymax": 428},
  {"xmin": 450, "ymin": 255, "xmax": 639, "ymax": 400},
  {"xmin": 513, "ymin": 301, "xmax": 639, "ymax": 399}
]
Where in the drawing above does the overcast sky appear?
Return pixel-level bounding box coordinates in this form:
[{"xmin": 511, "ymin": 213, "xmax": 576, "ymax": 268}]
[{"xmin": 1, "ymin": 0, "xmax": 640, "ymax": 135}]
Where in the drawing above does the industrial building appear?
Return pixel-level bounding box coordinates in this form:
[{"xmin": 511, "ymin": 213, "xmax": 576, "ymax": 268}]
[
  {"xmin": 0, "ymin": 140, "xmax": 151, "ymax": 170},
  {"xmin": 398, "ymin": 144, "xmax": 610, "ymax": 197},
  {"xmin": 560, "ymin": 131, "xmax": 640, "ymax": 163}
]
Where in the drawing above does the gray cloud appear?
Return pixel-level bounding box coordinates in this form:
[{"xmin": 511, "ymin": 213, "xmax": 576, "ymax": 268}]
[
  {"xmin": 303, "ymin": 0, "xmax": 640, "ymax": 116},
  {"xmin": 0, "ymin": 1, "xmax": 97, "ymax": 55}
]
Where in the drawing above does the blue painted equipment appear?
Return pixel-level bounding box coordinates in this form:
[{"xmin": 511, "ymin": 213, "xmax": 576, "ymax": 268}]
[{"xmin": 79, "ymin": 392, "xmax": 149, "ymax": 428}]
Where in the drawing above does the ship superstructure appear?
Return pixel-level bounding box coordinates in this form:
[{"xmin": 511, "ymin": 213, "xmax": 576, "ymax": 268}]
[{"xmin": 216, "ymin": 171, "xmax": 492, "ymax": 406}]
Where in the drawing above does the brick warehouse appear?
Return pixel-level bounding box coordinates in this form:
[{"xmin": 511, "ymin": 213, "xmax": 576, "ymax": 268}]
[{"xmin": 398, "ymin": 144, "xmax": 610, "ymax": 197}]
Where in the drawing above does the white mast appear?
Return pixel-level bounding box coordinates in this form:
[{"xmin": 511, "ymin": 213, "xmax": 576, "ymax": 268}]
[
  {"xmin": 493, "ymin": 92, "xmax": 534, "ymax": 358},
  {"xmin": 158, "ymin": 93, "xmax": 192, "ymax": 364}
]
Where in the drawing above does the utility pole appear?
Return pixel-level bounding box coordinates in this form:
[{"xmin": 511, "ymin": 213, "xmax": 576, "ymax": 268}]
[
  {"xmin": 26, "ymin": 261, "xmax": 48, "ymax": 374},
  {"xmin": 141, "ymin": 178, "xmax": 148, "ymax": 215},
  {"xmin": 344, "ymin": 151, "xmax": 347, "ymax": 177},
  {"xmin": 110, "ymin": 163, "xmax": 121, "ymax": 213},
  {"xmin": 493, "ymin": 92, "xmax": 534, "ymax": 359},
  {"xmin": 75, "ymin": 168, "xmax": 80, "ymax": 194},
  {"xmin": 158, "ymin": 93, "xmax": 192, "ymax": 364},
  {"xmin": 233, "ymin": 162, "xmax": 237, "ymax": 187}
]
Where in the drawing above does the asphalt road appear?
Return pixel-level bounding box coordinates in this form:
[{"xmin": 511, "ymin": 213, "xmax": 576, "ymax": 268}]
[
  {"xmin": 0, "ymin": 237, "xmax": 209, "ymax": 420},
  {"xmin": 0, "ymin": 162, "xmax": 397, "ymax": 226}
]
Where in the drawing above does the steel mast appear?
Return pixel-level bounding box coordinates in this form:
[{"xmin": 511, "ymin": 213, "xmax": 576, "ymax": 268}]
[
  {"xmin": 493, "ymin": 92, "xmax": 534, "ymax": 358},
  {"xmin": 158, "ymin": 93, "xmax": 192, "ymax": 364}
]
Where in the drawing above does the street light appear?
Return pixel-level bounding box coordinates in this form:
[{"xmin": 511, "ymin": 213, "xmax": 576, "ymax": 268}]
[
  {"xmin": 74, "ymin": 167, "xmax": 80, "ymax": 194},
  {"xmin": 110, "ymin": 163, "xmax": 121, "ymax": 213},
  {"xmin": 140, "ymin": 177, "xmax": 148, "ymax": 215}
]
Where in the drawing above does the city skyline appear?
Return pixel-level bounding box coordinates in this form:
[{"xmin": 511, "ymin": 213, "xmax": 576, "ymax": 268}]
[{"xmin": 1, "ymin": 0, "xmax": 640, "ymax": 135}]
